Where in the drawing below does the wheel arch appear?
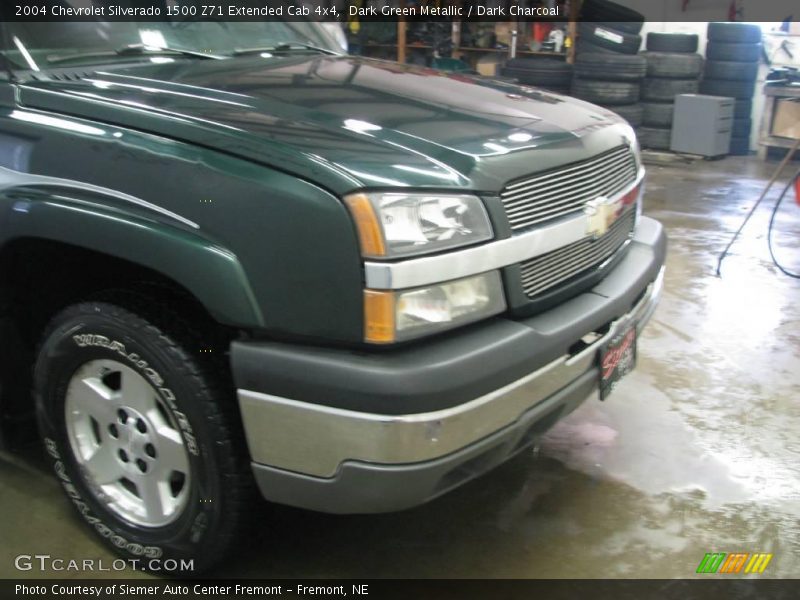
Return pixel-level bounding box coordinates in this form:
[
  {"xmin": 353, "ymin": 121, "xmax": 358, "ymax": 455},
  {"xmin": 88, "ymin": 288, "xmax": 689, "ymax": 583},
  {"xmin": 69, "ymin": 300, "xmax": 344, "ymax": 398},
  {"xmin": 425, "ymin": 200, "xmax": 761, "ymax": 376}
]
[
  {"xmin": 0, "ymin": 196, "xmax": 262, "ymax": 446},
  {"xmin": 0, "ymin": 189, "xmax": 264, "ymax": 329}
]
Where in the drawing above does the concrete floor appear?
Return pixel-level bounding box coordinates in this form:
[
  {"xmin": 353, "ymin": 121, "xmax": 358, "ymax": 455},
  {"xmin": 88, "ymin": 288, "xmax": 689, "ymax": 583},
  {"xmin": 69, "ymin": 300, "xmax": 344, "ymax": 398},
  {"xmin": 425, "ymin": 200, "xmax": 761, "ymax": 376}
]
[{"xmin": 1, "ymin": 156, "xmax": 799, "ymax": 579}]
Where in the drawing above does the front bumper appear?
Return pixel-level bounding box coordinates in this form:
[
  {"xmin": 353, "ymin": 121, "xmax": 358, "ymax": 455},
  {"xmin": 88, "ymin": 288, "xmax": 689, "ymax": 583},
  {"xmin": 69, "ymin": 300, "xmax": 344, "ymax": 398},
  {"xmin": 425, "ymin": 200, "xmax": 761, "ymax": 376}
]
[{"xmin": 233, "ymin": 216, "xmax": 666, "ymax": 513}]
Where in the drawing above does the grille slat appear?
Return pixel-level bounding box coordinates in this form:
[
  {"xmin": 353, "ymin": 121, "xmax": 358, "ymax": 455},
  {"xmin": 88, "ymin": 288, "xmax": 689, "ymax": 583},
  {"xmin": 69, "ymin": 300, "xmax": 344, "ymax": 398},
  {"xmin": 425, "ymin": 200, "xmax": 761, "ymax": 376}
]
[
  {"xmin": 519, "ymin": 210, "xmax": 635, "ymax": 297},
  {"xmin": 501, "ymin": 145, "xmax": 638, "ymax": 232},
  {"xmin": 520, "ymin": 214, "xmax": 632, "ymax": 280},
  {"xmin": 505, "ymin": 167, "xmax": 637, "ymax": 228},
  {"xmin": 520, "ymin": 226, "xmax": 625, "ymax": 281},
  {"xmin": 504, "ymin": 146, "xmax": 632, "ymax": 192},
  {"xmin": 521, "ymin": 237, "xmax": 625, "ymax": 287},
  {"xmin": 520, "ymin": 234, "xmax": 625, "ymax": 287},
  {"xmin": 504, "ymin": 162, "xmax": 636, "ymax": 210},
  {"xmin": 504, "ymin": 170, "xmax": 636, "ymax": 221},
  {"xmin": 502, "ymin": 152, "xmax": 635, "ymax": 203},
  {"xmin": 520, "ymin": 235, "xmax": 631, "ymax": 296}
]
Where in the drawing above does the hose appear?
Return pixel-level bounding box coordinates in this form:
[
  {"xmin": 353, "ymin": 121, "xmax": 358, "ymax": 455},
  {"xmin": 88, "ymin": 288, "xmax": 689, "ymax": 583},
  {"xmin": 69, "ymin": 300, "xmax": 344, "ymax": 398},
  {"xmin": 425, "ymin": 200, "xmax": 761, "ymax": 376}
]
[
  {"xmin": 767, "ymin": 167, "xmax": 800, "ymax": 279},
  {"xmin": 716, "ymin": 138, "xmax": 800, "ymax": 277}
]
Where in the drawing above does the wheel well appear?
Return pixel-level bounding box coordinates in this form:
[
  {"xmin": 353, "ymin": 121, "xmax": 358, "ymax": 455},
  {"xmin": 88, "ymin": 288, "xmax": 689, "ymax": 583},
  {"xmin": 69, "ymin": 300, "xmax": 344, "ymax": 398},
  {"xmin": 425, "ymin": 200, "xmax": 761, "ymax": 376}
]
[{"xmin": 0, "ymin": 237, "xmax": 238, "ymax": 446}]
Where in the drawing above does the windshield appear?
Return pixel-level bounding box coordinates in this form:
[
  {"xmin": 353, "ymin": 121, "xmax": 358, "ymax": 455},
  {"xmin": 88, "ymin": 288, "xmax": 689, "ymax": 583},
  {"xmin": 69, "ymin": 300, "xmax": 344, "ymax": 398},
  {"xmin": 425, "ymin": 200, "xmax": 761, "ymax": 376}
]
[{"xmin": 1, "ymin": 5, "xmax": 341, "ymax": 70}]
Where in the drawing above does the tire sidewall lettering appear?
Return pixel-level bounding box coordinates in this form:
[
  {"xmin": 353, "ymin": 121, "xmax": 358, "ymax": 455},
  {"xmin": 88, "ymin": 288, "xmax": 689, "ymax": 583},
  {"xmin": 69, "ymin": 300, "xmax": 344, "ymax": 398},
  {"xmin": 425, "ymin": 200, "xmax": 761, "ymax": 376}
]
[
  {"xmin": 70, "ymin": 333, "xmax": 198, "ymax": 456},
  {"xmin": 37, "ymin": 319, "xmax": 220, "ymax": 566},
  {"xmin": 44, "ymin": 440, "xmax": 163, "ymax": 559}
]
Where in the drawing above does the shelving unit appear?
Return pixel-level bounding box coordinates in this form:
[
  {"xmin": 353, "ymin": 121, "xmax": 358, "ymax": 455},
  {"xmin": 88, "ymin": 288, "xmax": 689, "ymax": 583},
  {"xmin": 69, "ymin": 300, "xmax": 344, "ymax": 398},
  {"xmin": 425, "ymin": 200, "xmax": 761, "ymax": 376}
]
[{"xmin": 351, "ymin": 0, "xmax": 578, "ymax": 69}]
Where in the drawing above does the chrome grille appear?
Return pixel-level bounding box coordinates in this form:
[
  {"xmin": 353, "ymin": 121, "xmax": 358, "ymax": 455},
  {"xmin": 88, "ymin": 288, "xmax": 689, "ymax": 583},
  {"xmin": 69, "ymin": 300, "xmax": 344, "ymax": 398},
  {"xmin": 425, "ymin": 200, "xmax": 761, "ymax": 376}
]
[
  {"xmin": 501, "ymin": 145, "xmax": 638, "ymax": 231},
  {"xmin": 520, "ymin": 209, "xmax": 635, "ymax": 298}
]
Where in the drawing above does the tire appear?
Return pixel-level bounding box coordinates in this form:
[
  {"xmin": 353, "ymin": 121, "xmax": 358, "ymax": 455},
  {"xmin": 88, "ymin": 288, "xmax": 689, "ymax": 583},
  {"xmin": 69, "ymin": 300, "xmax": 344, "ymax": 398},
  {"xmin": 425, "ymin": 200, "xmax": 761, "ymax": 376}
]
[
  {"xmin": 500, "ymin": 76, "xmax": 572, "ymax": 92},
  {"xmin": 592, "ymin": 21, "xmax": 645, "ymax": 35},
  {"xmin": 734, "ymin": 98, "xmax": 752, "ymax": 119},
  {"xmin": 646, "ymin": 33, "xmax": 699, "ymax": 53},
  {"xmin": 699, "ymin": 78, "xmax": 757, "ymax": 99},
  {"xmin": 642, "ymin": 101, "xmax": 675, "ymax": 127},
  {"xmin": 505, "ymin": 57, "xmax": 570, "ymax": 71},
  {"xmin": 708, "ymin": 22, "xmax": 763, "ymax": 44},
  {"xmin": 543, "ymin": 86, "xmax": 572, "ymax": 95},
  {"xmin": 570, "ymin": 78, "xmax": 640, "ymax": 105},
  {"xmin": 500, "ymin": 71, "xmax": 572, "ymax": 92},
  {"xmin": 541, "ymin": 84, "xmax": 572, "ymax": 96},
  {"xmin": 729, "ymin": 135, "xmax": 751, "ymax": 155},
  {"xmin": 638, "ymin": 126, "xmax": 672, "ymax": 150},
  {"xmin": 641, "ymin": 78, "xmax": 699, "ymax": 102},
  {"xmin": 501, "ymin": 59, "xmax": 573, "ymax": 87},
  {"xmin": 642, "ymin": 52, "xmax": 703, "ymax": 78},
  {"xmin": 732, "ymin": 118, "xmax": 752, "ymax": 137},
  {"xmin": 575, "ymin": 38, "xmax": 616, "ymax": 55},
  {"xmin": 579, "ymin": 0, "xmax": 645, "ymax": 34},
  {"xmin": 501, "ymin": 67, "xmax": 573, "ymax": 87},
  {"xmin": 573, "ymin": 53, "xmax": 646, "ymax": 81},
  {"xmin": 578, "ymin": 22, "xmax": 642, "ymax": 55},
  {"xmin": 607, "ymin": 103, "xmax": 643, "ymax": 126},
  {"xmin": 706, "ymin": 42, "xmax": 762, "ymax": 63},
  {"xmin": 704, "ymin": 59, "xmax": 758, "ymax": 81},
  {"xmin": 34, "ymin": 300, "xmax": 253, "ymax": 574}
]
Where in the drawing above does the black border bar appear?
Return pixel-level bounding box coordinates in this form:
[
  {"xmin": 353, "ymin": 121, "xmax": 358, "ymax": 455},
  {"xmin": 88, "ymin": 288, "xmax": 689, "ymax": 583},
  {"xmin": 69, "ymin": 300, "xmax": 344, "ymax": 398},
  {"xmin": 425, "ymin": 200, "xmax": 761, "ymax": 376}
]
[
  {"xmin": 3, "ymin": 0, "xmax": 799, "ymax": 23},
  {"xmin": 3, "ymin": 579, "xmax": 800, "ymax": 600}
]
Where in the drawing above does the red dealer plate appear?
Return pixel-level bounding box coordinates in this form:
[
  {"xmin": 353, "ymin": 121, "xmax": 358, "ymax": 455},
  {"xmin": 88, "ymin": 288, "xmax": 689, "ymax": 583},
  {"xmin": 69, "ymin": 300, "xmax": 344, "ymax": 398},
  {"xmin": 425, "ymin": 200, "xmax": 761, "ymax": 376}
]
[{"xmin": 598, "ymin": 323, "xmax": 637, "ymax": 400}]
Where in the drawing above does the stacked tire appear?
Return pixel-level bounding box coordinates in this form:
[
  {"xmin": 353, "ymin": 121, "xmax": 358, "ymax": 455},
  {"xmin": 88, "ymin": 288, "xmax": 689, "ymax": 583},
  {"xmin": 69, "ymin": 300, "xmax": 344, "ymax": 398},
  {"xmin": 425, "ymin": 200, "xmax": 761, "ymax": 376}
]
[
  {"xmin": 500, "ymin": 58, "xmax": 573, "ymax": 94},
  {"xmin": 570, "ymin": 0, "xmax": 646, "ymax": 128},
  {"xmin": 639, "ymin": 33, "xmax": 703, "ymax": 150},
  {"xmin": 700, "ymin": 22, "xmax": 763, "ymax": 156}
]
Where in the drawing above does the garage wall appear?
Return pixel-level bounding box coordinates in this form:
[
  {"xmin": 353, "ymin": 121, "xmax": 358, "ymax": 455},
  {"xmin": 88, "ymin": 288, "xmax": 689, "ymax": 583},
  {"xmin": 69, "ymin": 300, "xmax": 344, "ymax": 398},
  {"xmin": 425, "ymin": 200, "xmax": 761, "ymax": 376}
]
[{"xmin": 612, "ymin": 0, "xmax": 793, "ymax": 153}]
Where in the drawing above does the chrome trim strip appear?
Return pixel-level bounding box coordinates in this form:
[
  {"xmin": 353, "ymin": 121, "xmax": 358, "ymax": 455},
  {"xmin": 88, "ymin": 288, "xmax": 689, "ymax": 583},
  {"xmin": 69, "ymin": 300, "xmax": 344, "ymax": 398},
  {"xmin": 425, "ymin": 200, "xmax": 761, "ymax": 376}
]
[
  {"xmin": 519, "ymin": 210, "xmax": 636, "ymax": 297},
  {"xmin": 0, "ymin": 165, "xmax": 199, "ymax": 230},
  {"xmin": 238, "ymin": 266, "xmax": 664, "ymax": 477},
  {"xmin": 364, "ymin": 168, "xmax": 645, "ymax": 290}
]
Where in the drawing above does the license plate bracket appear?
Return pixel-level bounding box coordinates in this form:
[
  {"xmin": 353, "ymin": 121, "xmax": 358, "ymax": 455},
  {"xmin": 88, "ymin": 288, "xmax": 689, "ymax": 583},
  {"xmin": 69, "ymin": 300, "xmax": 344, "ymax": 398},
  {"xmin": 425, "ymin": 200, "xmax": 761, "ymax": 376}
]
[{"xmin": 598, "ymin": 322, "xmax": 637, "ymax": 400}]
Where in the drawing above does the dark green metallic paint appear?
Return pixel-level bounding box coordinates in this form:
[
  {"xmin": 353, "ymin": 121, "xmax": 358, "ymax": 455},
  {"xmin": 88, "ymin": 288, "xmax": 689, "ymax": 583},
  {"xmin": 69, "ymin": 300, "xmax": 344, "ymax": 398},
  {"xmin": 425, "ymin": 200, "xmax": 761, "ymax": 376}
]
[
  {"xmin": 0, "ymin": 53, "xmax": 635, "ymax": 343},
  {"xmin": 18, "ymin": 55, "xmax": 635, "ymax": 193},
  {"xmin": 1, "ymin": 189, "xmax": 263, "ymax": 327},
  {"xmin": 0, "ymin": 100, "xmax": 364, "ymax": 338}
]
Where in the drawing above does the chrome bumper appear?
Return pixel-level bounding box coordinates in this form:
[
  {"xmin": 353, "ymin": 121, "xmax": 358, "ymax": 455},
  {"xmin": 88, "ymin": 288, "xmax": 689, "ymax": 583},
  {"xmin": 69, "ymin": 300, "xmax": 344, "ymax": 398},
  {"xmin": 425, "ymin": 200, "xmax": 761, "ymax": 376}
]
[{"xmin": 238, "ymin": 266, "xmax": 664, "ymax": 478}]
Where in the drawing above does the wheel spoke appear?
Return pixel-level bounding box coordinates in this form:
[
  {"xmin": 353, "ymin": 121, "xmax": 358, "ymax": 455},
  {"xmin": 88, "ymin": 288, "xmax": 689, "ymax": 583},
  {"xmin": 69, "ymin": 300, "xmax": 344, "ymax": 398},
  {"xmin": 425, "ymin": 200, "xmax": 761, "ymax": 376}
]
[
  {"xmin": 136, "ymin": 476, "xmax": 170, "ymax": 522},
  {"xmin": 153, "ymin": 426, "xmax": 190, "ymax": 477},
  {"xmin": 119, "ymin": 369, "xmax": 158, "ymax": 415},
  {"xmin": 65, "ymin": 359, "xmax": 191, "ymax": 528},
  {"xmin": 69, "ymin": 377, "xmax": 118, "ymax": 424},
  {"xmin": 82, "ymin": 443, "xmax": 122, "ymax": 485}
]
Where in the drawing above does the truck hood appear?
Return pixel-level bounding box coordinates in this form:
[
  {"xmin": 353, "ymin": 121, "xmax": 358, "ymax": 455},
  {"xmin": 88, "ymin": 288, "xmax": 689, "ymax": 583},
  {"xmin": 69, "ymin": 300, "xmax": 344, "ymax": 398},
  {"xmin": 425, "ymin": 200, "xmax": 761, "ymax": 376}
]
[{"xmin": 18, "ymin": 55, "xmax": 635, "ymax": 193}]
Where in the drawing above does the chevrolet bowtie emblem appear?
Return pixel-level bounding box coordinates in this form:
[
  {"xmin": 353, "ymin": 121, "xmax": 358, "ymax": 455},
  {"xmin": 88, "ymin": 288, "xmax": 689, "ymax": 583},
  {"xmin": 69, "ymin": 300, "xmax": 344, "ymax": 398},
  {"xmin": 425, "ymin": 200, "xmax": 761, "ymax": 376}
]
[{"xmin": 585, "ymin": 196, "xmax": 622, "ymax": 238}]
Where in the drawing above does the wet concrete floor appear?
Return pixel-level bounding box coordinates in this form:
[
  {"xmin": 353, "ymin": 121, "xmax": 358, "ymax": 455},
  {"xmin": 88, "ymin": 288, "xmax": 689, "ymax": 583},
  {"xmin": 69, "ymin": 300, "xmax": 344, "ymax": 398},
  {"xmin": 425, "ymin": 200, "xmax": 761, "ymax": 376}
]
[{"xmin": 1, "ymin": 155, "xmax": 798, "ymax": 579}]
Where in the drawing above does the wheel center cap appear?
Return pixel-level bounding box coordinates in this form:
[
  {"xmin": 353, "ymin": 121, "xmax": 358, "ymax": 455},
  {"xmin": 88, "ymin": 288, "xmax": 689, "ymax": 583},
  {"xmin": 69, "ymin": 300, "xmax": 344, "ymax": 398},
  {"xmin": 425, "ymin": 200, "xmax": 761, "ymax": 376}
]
[{"xmin": 113, "ymin": 406, "xmax": 156, "ymax": 473}]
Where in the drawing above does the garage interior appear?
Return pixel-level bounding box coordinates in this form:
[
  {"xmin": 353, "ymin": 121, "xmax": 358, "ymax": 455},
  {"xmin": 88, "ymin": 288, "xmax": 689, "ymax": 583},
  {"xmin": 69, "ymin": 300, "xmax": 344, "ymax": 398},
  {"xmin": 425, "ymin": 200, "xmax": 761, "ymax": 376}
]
[
  {"xmin": 0, "ymin": 1, "xmax": 799, "ymax": 582},
  {"xmin": 2, "ymin": 158, "xmax": 798, "ymax": 578}
]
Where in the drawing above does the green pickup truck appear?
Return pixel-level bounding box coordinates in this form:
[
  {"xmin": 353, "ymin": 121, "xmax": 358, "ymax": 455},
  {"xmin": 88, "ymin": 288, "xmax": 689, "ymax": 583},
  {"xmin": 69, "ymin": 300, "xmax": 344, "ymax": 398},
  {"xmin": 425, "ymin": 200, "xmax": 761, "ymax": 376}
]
[{"xmin": 0, "ymin": 19, "xmax": 665, "ymax": 571}]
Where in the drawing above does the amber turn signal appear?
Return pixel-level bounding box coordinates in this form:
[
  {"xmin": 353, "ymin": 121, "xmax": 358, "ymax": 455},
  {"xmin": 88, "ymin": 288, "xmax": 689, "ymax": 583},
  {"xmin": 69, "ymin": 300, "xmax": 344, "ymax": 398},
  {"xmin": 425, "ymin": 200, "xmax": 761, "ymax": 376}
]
[
  {"xmin": 344, "ymin": 193, "xmax": 386, "ymax": 258},
  {"xmin": 363, "ymin": 290, "xmax": 395, "ymax": 344}
]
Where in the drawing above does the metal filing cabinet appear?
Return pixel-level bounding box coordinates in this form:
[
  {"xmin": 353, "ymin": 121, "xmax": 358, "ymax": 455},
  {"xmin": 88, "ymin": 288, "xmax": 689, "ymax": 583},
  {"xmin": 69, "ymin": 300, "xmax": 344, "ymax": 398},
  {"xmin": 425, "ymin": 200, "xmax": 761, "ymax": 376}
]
[{"xmin": 670, "ymin": 94, "xmax": 734, "ymax": 157}]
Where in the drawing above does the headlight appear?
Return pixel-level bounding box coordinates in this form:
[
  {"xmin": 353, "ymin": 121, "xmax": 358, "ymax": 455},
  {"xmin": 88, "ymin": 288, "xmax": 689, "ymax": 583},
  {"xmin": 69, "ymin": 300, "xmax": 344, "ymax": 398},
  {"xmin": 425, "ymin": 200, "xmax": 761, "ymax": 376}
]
[
  {"xmin": 363, "ymin": 271, "xmax": 506, "ymax": 343},
  {"xmin": 345, "ymin": 192, "xmax": 493, "ymax": 258}
]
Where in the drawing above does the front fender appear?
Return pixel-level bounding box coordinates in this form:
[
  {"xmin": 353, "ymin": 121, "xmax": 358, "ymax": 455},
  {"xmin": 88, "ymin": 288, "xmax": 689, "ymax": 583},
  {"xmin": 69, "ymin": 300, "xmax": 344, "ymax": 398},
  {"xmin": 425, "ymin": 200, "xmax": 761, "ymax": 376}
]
[{"xmin": 0, "ymin": 184, "xmax": 263, "ymax": 328}]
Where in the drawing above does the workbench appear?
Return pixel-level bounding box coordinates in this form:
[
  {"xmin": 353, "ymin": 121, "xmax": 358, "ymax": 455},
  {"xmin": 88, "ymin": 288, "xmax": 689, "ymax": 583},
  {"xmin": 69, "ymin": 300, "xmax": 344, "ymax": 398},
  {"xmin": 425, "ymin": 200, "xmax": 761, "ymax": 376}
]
[{"xmin": 758, "ymin": 85, "xmax": 800, "ymax": 160}]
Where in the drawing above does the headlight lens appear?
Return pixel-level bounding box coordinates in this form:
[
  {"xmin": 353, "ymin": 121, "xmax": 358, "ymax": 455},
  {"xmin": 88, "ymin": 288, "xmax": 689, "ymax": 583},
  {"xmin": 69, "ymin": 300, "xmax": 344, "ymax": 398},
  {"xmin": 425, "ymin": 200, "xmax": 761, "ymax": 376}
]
[
  {"xmin": 364, "ymin": 271, "xmax": 506, "ymax": 343},
  {"xmin": 345, "ymin": 192, "xmax": 493, "ymax": 259}
]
